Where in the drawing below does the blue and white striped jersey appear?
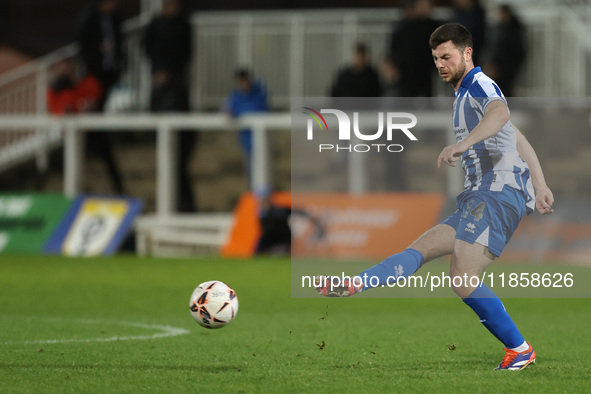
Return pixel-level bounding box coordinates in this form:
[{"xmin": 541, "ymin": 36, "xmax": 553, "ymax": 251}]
[{"xmin": 453, "ymin": 67, "xmax": 535, "ymax": 214}]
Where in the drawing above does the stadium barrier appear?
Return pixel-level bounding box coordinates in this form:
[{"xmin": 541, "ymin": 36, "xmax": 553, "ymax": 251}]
[
  {"xmin": 0, "ymin": 193, "xmax": 141, "ymax": 256},
  {"xmin": 0, "ymin": 111, "xmax": 461, "ymax": 255},
  {"xmin": 1, "ymin": 106, "xmax": 590, "ymax": 262},
  {"xmin": 0, "ymin": 111, "xmax": 483, "ymax": 215},
  {"xmin": 0, "ymin": 113, "xmax": 288, "ymax": 215},
  {"xmin": 192, "ymin": 6, "xmax": 591, "ymax": 108},
  {"xmin": 1, "ymin": 4, "xmax": 590, "ymax": 178},
  {"xmin": 135, "ymin": 213, "xmax": 233, "ymax": 257}
]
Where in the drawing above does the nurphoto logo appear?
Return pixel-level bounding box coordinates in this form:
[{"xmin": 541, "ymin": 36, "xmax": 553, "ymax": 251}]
[{"xmin": 303, "ymin": 107, "xmax": 418, "ymax": 153}]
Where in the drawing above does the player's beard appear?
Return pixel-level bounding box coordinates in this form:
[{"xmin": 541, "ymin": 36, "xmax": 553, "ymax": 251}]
[{"xmin": 448, "ymin": 57, "xmax": 467, "ymax": 87}]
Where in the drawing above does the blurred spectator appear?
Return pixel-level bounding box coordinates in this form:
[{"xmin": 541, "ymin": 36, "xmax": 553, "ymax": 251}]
[
  {"xmin": 255, "ymin": 188, "xmax": 325, "ymax": 255},
  {"xmin": 484, "ymin": 4, "xmax": 526, "ymax": 97},
  {"xmin": 144, "ymin": 0, "xmax": 197, "ymax": 212},
  {"xmin": 47, "ymin": 59, "xmax": 103, "ymax": 114},
  {"xmin": 144, "ymin": 0, "xmax": 191, "ymax": 79},
  {"xmin": 76, "ymin": 0, "xmax": 125, "ymax": 195},
  {"xmin": 377, "ymin": 58, "xmax": 408, "ymax": 191},
  {"xmin": 451, "ymin": 0, "xmax": 487, "ymax": 66},
  {"xmin": 389, "ymin": 0, "xmax": 441, "ymax": 96},
  {"xmin": 331, "ymin": 43, "xmax": 381, "ymax": 97},
  {"xmin": 255, "ymin": 188, "xmax": 292, "ymax": 255},
  {"xmin": 222, "ymin": 69, "xmax": 269, "ymax": 186},
  {"xmin": 379, "ymin": 56, "xmax": 401, "ymax": 98},
  {"xmin": 77, "ymin": 0, "xmax": 123, "ymax": 105}
]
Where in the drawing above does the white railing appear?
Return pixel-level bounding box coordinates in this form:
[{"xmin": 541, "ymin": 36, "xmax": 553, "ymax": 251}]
[
  {"xmin": 0, "ymin": 112, "xmax": 467, "ymax": 216},
  {"xmin": 518, "ymin": 6, "xmax": 591, "ymax": 97},
  {"xmin": 0, "ymin": 113, "xmax": 289, "ymax": 216},
  {"xmin": 191, "ymin": 6, "xmax": 591, "ymax": 108},
  {"xmin": 2, "ymin": 6, "xmax": 591, "ymax": 176},
  {"xmin": 4, "ymin": 103, "xmax": 583, "ymax": 218},
  {"xmin": 191, "ymin": 8, "xmax": 453, "ymax": 109},
  {"xmin": 0, "ymin": 17, "xmax": 150, "ymax": 173},
  {"xmin": 0, "ymin": 44, "xmax": 78, "ymax": 172},
  {"xmin": 2, "ymin": 6, "xmax": 591, "ymax": 116}
]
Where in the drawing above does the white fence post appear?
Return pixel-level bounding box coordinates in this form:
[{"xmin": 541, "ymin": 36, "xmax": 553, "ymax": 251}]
[
  {"xmin": 238, "ymin": 15, "xmax": 254, "ymax": 67},
  {"xmin": 446, "ymin": 124, "xmax": 463, "ymax": 199},
  {"xmin": 348, "ymin": 136, "xmax": 366, "ymax": 195},
  {"xmin": 251, "ymin": 122, "xmax": 269, "ymax": 191},
  {"xmin": 64, "ymin": 122, "xmax": 84, "ymax": 198},
  {"xmin": 290, "ymin": 16, "xmax": 305, "ymax": 99},
  {"xmin": 342, "ymin": 13, "xmax": 358, "ymax": 65},
  {"xmin": 156, "ymin": 122, "xmax": 177, "ymax": 216},
  {"xmin": 35, "ymin": 64, "xmax": 49, "ymax": 173},
  {"xmin": 141, "ymin": 0, "xmax": 162, "ymax": 17}
]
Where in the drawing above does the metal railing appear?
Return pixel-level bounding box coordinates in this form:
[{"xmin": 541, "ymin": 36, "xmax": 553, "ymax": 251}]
[
  {"xmin": 0, "ymin": 17, "xmax": 150, "ymax": 173},
  {"xmin": 191, "ymin": 6, "xmax": 591, "ymax": 108},
  {"xmin": 1, "ymin": 6, "xmax": 591, "ymax": 175},
  {"xmin": 0, "ymin": 113, "xmax": 289, "ymax": 216},
  {"xmin": 0, "ymin": 44, "xmax": 78, "ymax": 172},
  {"xmin": 191, "ymin": 9, "xmax": 424, "ymax": 109},
  {"xmin": 0, "ymin": 112, "xmax": 465, "ymax": 216}
]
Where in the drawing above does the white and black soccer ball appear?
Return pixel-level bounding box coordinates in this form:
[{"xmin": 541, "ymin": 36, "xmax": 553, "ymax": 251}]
[{"xmin": 189, "ymin": 281, "xmax": 239, "ymax": 329}]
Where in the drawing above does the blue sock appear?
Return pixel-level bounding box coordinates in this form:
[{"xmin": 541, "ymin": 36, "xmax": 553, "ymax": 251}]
[
  {"xmin": 358, "ymin": 248, "xmax": 424, "ymax": 291},
  {"xmin": 463, "ymin": 283, "xmax": 525, "ymax": 348}
]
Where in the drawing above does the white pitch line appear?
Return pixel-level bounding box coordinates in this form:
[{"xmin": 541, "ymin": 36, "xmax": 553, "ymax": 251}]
[{"xmin": 2, "ymin": 319, "xmax": 190, "ymax": 345}]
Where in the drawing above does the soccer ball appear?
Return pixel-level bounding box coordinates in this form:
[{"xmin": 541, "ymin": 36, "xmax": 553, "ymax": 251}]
[{"xmin": 189, "ymin": 281, "xmax": 239, "ymax": 329}]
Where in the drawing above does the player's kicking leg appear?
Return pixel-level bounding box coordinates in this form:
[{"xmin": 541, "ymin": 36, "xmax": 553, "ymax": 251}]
[{"xmin": 314, "ymin": 224, "xmax": 456, "ymax": 297}]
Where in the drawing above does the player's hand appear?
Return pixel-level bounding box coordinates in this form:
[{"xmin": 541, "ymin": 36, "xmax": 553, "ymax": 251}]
[
  {"xmin": 535, "ymin": 186, "xmax": 554, "ymax": 215},
  {"xmin": 437, "ymin": 143, "xmax": 466, "ymax": 168}
]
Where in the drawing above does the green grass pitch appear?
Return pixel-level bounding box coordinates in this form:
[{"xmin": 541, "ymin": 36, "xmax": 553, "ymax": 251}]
[{"xmin": 1, "ymin": 255, "xmax": 590, "ymax": 393}]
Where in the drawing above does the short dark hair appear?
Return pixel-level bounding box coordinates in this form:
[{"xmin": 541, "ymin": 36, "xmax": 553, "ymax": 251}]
[
  {"xmin": 429, "ymin": 23, "xmax": 473, "ymax": 52},
  {"xmin": 355, "ymin": 42, "xmax": 368, "ymax": 55},
  {"xmin": 234, "ymin": 68, "xmax": 251, "ymax": 80}
]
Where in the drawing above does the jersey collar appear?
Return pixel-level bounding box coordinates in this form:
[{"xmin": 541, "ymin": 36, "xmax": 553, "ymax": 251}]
[{"xmin": 457, "ymin": 66, "xmax": 481, "ymax": 94}]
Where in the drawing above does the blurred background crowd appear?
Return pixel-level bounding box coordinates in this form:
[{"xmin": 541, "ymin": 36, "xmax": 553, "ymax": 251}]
[{"xmin": 0, "ymin": 0, "xmax": 589, "ymax": 215}]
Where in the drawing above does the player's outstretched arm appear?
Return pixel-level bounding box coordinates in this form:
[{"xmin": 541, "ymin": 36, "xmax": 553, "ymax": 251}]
[
  {"xmin": 438, "ymin": 100, "xmax": 509, "ymax": 168},
  {"xmin": 513, "ymin": 124, "xmax": 554, "ymax": 215}
]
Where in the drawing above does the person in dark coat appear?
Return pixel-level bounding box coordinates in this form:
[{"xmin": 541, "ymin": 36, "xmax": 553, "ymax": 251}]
[
  {"xmin": 254, "ymin": 188, "xmax": 325, "ymax": 255},
  {"xmin": 331, "ymin": 43, "xmax": 381, "ymax": 98},
  {"xmin": 451, "ymin": 0, "xmax": 487, "ymax": 66},
  {"xmin": 144, "ymin": 0, "xmax": 192, "ymax": 78},
  {"xmin": 76, "ymin": 0, "xmax": 125, "ymax": 195},
  {"xmin": 76, "ymin": 0, "xmax": 123, "ymax": 103},
  {"xmin": 144, "ymin": 0, "xmax": 197, "ymax": 212},
  {"xmin": 485, "ymin": 4, "xmax": 526, "ymax": 97},
  {"xmin": 390, "ymin": 0, "xmax": 441, "ymax": 97},
  {"xmin": 256, "ymin": 195, "xmax": 293, "ymax": 255}
]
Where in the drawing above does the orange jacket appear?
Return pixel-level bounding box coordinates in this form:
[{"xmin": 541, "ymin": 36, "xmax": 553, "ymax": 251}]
[{"xmin": 47, "ymin": 74, "xmax": 103, "ymax": 114}]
